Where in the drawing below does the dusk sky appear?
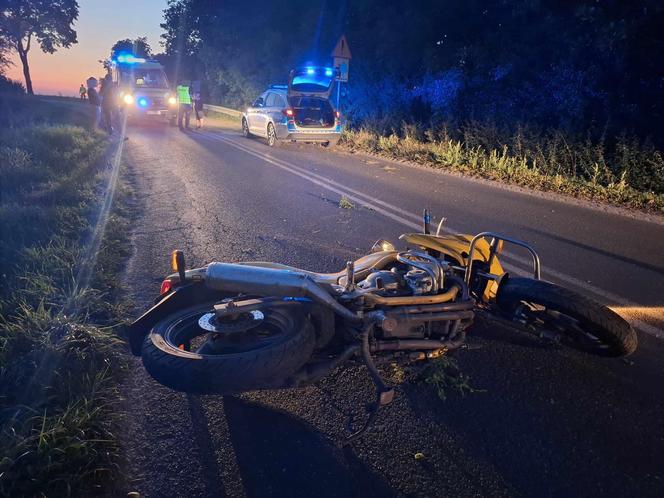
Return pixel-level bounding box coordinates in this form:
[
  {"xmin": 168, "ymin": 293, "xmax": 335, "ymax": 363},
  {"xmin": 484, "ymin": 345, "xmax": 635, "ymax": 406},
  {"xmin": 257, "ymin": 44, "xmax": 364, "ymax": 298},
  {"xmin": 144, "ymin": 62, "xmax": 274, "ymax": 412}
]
[{"xmin": 7, "ymin": 0, "xmax": 168, "ymax": 95}]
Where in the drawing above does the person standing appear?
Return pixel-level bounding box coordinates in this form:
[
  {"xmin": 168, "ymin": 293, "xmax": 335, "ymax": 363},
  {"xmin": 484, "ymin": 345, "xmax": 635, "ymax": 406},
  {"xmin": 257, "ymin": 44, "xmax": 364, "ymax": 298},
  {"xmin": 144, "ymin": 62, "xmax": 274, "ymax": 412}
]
[
  {"xmin": 176, "ymin": 82, "xmax": 192, "ymax": 130},
  {"xmin": 79, "ymin": 83, "xmax": 87, "ymax": 100},
  {"xmin": 100, "ymin": 74, "xmax": 119, "ymax": 134},
  {"xmin": 194, "ymin": 91, "xmax": 204, "ymax": 129},
  {"xmin": 86, "ymin": 77, "xmax": 101, "ymax": 129}
]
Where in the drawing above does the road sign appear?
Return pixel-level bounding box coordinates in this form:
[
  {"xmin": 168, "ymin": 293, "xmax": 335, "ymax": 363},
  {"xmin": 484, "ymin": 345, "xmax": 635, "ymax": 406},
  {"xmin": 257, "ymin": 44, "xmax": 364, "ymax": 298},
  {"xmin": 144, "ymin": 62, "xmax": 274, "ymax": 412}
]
[
  {"xmin": 332, "ymin": 35, "xmax": 351, "ymax": 83},
  {"xmin": 332, "ymin": 35, "xmax": 352, "ymax": 59},
  {"xmin": 334, "ymin": 57, "xmax": 350, "ymax": 82}
]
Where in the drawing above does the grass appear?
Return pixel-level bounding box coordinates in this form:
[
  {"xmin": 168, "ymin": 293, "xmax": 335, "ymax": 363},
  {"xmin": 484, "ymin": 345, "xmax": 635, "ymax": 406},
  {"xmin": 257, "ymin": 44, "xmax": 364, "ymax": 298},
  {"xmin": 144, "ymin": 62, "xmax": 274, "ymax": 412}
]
[
  {"xmin": 0, "ymin": 95, "xmax": 132, "ymax": 496},
  {"xmin": 341, "ymin": 125, "xmax": 664, "ymax": 214},
  {"xmin": 339, "ymin": 195, "xmax": 355, "ymax": 209},
  {"xmin": 422, "ymin": 356, "xmax": 482, "ymax": 401}
]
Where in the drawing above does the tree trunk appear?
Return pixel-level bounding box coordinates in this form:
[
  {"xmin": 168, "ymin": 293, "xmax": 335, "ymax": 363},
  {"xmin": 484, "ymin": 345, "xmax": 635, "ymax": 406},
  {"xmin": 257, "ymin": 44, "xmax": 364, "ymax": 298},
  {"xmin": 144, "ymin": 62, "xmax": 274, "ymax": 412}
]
[{"xmin": 17, "ymin": 39, "xmax": 34, "ymax": 95}]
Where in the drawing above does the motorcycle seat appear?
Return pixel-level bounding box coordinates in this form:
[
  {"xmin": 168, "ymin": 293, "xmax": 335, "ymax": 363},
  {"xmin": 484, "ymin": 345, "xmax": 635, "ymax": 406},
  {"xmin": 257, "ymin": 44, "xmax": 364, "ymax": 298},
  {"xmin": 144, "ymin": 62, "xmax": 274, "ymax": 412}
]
[{"xmin": 237, "ymin": 250, "xmax": 398, "ymax": 286}]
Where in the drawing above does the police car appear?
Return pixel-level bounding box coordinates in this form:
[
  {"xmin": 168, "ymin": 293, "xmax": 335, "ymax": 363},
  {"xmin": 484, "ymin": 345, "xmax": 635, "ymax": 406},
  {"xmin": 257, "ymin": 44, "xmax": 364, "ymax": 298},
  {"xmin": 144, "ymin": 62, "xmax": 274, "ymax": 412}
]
[{"xmin": 242, "ymin": 67, "xmax": 342, "ymax": 147}]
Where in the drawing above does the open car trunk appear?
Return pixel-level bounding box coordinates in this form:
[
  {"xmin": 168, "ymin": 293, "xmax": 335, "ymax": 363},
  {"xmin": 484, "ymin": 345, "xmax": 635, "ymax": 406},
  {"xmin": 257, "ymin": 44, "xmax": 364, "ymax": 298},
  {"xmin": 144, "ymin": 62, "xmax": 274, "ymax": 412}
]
[{"xmin": 289, "ymin": 96, "xmax": 336, "ymax": 128}]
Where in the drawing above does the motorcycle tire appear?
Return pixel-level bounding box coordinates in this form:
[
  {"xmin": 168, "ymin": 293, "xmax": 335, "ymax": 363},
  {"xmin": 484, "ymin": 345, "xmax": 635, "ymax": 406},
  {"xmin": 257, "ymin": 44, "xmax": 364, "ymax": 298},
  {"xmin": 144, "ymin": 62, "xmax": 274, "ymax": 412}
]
[
  {"xmin": 497, "ymin": 278, "xmax": 637, "ymax": 357},
  {"xmin": 141, "ymin": 302, "xmax": 316, "ymax": 394}
]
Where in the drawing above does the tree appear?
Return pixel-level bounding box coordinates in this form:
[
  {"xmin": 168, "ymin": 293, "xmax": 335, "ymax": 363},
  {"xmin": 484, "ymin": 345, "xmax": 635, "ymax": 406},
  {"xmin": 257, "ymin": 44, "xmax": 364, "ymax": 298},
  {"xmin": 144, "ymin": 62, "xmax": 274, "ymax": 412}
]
[
  {"xmin": 110, "ymin": 37, "xmax": 152, "ymax": 60},
  {"xmin": 99, "ymin": 37, "xmax": 153, "ymax": 72},
  {"xmin": 0, "ymin": 37, "xmax": 12, "ymax": 74},
  {"xmin": 0, "ymin": 0, "xmax": 79, "ymax": 94}
]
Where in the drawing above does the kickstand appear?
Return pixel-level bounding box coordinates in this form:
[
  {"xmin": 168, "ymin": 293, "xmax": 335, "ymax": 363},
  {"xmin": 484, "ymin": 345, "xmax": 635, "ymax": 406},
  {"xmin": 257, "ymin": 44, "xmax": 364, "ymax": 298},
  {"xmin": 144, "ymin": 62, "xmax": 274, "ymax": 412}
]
[{"xmin": 345, "ymin": 324, "xmax": 394, "ymax": 443}]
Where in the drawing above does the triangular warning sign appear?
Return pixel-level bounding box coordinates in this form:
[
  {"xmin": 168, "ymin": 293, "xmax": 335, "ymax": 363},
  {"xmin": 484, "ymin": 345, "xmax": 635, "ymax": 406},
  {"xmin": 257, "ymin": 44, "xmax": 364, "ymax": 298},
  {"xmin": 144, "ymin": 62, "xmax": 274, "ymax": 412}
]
[{"xmin": 332, "ymin": 35, "xmax": 352, "ymax": 59}]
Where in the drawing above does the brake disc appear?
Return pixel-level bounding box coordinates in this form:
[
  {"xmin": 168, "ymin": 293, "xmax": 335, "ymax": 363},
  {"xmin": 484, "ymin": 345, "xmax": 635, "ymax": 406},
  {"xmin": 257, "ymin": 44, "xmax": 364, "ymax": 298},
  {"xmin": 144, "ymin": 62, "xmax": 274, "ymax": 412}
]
[{"xmin": 198, "ymin": 310, "xmax": 265, "ymax": 334}]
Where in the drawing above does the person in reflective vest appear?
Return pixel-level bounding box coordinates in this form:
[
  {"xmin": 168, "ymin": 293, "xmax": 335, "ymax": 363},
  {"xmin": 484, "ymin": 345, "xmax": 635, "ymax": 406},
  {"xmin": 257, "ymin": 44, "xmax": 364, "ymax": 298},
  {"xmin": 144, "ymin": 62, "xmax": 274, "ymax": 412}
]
[{"xmin": 176, "ymin": 83, "xmax": 192, "ymax": 129}]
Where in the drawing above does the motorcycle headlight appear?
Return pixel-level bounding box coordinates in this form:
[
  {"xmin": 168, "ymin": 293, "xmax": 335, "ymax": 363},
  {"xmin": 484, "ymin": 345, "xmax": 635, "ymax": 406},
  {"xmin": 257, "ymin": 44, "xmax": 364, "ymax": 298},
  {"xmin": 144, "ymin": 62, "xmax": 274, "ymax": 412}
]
[
  {"xmin": 168, "ymin": 96, "xmax": 177, "ymax": 105},
  {"xmin": 371, "ymin": 239, "xmax": 396, "ymax": 253},
  {"xmin": 123, "ymin": 94, "xmax": 134, "ymax": 105}
]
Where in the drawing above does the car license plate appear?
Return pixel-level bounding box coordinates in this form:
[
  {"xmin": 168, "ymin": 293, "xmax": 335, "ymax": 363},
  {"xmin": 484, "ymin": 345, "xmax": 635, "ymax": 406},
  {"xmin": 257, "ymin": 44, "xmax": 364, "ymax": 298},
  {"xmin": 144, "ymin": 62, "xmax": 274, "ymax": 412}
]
[{"xmin": 147, "ymin": 110, "xmax": 161, "ymax": 115}]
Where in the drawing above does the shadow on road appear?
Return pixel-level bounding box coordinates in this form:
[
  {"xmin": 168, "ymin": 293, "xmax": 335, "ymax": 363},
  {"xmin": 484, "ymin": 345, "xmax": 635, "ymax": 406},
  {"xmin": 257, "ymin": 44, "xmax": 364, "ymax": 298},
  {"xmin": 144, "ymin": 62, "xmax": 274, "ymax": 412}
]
[
  {"xmin": 223, "ymin": 396, "xmax": 397, "ymax": 498},
  {"xmin": 187, "ymin": 394, "xmax": 229, "ymax": 497}
]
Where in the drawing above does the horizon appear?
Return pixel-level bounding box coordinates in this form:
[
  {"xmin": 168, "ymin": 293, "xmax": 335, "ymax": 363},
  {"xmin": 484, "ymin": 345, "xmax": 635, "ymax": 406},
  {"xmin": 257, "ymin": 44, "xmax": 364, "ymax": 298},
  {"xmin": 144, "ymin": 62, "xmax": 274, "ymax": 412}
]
[{"xmin": 6, "ymin": 0, "xmax": 167, "ymax": 96}]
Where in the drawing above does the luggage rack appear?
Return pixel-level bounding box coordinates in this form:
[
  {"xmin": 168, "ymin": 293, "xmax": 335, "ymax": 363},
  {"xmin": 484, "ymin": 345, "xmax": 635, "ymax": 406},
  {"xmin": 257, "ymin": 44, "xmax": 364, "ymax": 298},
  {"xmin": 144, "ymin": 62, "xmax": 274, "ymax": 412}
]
[{"xmin": 464, "ymin": 232, "xmax": 541, "ymax": 285}]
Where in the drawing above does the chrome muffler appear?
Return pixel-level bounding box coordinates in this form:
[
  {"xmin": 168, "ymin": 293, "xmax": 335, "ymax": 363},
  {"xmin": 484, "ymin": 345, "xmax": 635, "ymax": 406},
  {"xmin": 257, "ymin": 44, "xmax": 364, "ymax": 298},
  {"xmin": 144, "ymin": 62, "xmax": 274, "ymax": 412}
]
[{"xmin": 204, "ymin": 263, "xmax": 361, "ymax": 322}]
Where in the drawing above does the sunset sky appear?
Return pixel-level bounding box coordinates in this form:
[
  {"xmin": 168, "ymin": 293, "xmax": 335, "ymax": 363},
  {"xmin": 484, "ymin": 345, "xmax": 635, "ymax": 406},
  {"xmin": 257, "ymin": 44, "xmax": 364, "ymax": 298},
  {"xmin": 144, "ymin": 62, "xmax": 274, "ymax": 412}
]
[{"xmin": 7, "ymin": 0, "xmax": 168, "ymax": 96}]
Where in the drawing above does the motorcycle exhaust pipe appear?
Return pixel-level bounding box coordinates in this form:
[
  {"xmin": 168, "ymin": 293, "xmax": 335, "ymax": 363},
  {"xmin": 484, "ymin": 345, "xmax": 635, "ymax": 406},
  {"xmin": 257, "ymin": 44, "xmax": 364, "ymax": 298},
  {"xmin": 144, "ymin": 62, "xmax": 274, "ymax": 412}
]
[
  {"xmin": 371, "ymin": 330, "xmax": 467, "ymax": 352},
  {"xmin": 205, "ymin": 262, "xmax": 361, "ymax": 322}
]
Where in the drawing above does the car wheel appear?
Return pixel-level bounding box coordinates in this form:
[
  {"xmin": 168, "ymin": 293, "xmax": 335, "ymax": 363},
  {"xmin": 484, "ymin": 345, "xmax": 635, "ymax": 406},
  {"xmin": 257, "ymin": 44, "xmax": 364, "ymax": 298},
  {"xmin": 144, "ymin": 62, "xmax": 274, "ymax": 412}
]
[
  {"xmin": 242, "ymin": 118, "xmax": 251, "ymax": 138},
  {"xmin": 267, "ymin": 123, "xmax": 277, "ymax": 147}
]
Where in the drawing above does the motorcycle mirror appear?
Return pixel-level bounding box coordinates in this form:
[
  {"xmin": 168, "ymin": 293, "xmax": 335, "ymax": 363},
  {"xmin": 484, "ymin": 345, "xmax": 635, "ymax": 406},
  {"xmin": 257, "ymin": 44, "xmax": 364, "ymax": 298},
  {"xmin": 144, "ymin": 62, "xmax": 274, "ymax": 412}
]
[
  {"xmin": 171, "ymin": 250, "xmax": 187, "ymax": 283},
  {"xmin": 371, "ymin": 239, "xmax": 396, "ymax": 253}
]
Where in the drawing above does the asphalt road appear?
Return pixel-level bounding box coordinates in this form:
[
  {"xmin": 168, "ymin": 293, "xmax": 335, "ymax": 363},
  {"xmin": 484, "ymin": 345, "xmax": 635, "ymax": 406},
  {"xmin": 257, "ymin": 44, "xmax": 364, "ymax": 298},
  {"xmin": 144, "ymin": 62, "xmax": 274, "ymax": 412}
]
[{"xmin": 119, "ymin": 119, "xmax": 664, "ymax": 498}]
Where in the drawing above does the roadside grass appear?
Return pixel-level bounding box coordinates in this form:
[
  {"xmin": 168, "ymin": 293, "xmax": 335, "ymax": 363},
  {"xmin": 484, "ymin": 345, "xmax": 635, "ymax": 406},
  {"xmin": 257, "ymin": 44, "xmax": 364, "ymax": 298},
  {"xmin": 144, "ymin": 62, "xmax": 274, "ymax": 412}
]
[
  {"xmin": 0, "ymin": 98, "xmax": 132, "ymax": 496},
  {"xmin": 339, "ymin": 195, "xmax": 354, "ymax": 209},
  {"xmin": 204, "ymin": 109, "xmax": 242, "ymax": 128},
  {"xmin": 341, "ymin": 125, "xmax": 664, "ymax": 214}
]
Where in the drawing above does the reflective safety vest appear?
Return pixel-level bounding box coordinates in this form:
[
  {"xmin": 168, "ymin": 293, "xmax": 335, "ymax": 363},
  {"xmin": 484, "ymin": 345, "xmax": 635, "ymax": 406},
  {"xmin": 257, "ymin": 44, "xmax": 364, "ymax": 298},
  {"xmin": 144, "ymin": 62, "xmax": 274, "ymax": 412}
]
[{"xmin": 176, "ymin": 85, "xmax": 191, "ymax": 105}]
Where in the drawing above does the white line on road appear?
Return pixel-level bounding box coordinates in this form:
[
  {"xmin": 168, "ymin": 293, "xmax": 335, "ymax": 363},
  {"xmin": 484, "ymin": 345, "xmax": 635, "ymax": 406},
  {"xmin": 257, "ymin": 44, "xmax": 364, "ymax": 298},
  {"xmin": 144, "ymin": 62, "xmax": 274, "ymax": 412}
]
[{"xmin": 195, "ymin": 130, "xmax": 664, "ymax": 337}]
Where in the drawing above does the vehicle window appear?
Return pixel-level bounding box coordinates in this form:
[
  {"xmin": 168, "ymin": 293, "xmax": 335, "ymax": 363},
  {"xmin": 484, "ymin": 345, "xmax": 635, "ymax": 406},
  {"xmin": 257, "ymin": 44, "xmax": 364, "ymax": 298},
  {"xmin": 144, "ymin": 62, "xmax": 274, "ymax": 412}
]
[
  {"xmin": 265, "ymin": 93, "xmax": 277, "ymax": 107},
  {"xmin": 252, "ymin": 96, "xmax": 265, "ymax": 107},
  {"xmin": 274, "ymin": 94, "xmax": 286, "ymax": 108},
  {"xmin": 291, "ymin": 68, "xmax": 335, "ymax": 93},
  {"xmin": 118, "ymin": 68, "xmax": 169, "ymax": 89}
]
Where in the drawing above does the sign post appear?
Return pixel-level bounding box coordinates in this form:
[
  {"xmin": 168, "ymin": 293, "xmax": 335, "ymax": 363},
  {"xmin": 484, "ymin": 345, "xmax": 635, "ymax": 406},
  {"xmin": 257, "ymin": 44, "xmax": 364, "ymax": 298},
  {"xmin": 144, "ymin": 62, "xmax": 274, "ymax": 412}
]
[{"xmin": 331, "ymin": 35, "xmax": 352, "ymax": 110}]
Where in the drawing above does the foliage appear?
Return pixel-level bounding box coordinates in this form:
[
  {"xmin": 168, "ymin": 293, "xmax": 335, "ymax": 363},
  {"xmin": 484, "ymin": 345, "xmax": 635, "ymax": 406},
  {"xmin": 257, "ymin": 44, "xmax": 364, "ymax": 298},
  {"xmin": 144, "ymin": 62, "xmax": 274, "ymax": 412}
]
[
  {"xmin": 342, "ymin": 124, "xmax": 664, "ymax": 213},
  {"xmin": 0, "ymin": 0, "xmax": 79, "ymax": 93},
  {"xmin": 338, "ymin": 195, "xmax": 354, "ymax": 210},
  {"xmin": 0, "ymin": 35, "xmax": 11, "ymax": 72},
  {"xmin": 160, "ymin": 0, "xmax": 663, "ymax": 139},
  {"xmin": 111, "ymin": 36, "xmax": 152, "ymax": 60},
  {"xmin": 0, "ymin": 74, "xmax": 25, "ymax": 94},
  {"xmin": 423, "ymin": 356, "xmax": 480, "ymax": 401},
  {"xmin": 0, "ymin": 102, "xmax": 131, "ymax": 496}
]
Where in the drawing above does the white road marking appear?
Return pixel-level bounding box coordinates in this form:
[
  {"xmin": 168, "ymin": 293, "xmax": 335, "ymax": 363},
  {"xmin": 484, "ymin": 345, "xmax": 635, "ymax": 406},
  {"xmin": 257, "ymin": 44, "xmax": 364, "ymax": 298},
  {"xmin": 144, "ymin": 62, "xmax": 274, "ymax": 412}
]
[{"xmin": 195, "ymin": 130, "xmax": 664, "ymax": 337}]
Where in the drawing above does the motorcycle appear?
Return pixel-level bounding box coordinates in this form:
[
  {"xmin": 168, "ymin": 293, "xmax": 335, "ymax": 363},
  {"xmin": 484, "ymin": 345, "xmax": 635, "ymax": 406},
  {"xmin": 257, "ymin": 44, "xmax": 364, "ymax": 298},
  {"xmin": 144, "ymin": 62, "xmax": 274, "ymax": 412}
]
[{"xmin": 129, "ymin": 212, "xmax": 637, "ymax": 435}]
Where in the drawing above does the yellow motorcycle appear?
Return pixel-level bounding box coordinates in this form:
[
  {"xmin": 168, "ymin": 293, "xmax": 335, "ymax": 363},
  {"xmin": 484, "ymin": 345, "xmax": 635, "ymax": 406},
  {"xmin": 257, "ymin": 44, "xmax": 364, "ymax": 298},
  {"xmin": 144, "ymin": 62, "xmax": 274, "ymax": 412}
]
[{"xmin": 129, "ymin": 212, "xmax": 636, "ymax": 433}]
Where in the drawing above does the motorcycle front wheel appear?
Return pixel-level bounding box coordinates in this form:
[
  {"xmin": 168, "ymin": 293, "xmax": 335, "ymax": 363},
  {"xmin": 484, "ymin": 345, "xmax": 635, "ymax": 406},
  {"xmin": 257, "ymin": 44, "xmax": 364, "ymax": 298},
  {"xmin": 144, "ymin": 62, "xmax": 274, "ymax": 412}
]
[
  {"xmin": 142, "ymin": 302, "xmax": 315, "ymax": 394},
  {"xmin": 497, "ymin": 278, "xmax": 637, "ymax": 357}
]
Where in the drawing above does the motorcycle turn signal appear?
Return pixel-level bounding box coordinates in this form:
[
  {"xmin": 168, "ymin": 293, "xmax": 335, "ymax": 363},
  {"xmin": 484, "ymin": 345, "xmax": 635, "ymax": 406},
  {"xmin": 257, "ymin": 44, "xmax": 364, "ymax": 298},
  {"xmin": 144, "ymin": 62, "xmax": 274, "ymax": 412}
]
[{"xmin": 170, "ymin": 249, "xmax": 187, "ymax": 283}]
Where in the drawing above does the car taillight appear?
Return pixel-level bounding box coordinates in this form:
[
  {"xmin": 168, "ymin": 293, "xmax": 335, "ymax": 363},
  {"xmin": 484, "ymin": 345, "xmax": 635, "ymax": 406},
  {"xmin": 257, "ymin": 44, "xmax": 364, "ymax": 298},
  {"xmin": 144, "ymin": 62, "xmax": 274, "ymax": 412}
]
[
  {"xmin": 282, "ymin": 108, "xmax": 294, "ymax": 117},
  {"xmin": 160, "ymin": 278, "xmax": 177, "ymax": 295}
]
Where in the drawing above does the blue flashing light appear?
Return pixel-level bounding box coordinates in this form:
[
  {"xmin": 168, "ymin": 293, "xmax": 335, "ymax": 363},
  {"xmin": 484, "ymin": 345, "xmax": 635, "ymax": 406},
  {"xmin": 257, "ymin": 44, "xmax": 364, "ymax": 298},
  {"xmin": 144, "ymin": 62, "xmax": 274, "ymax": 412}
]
[
  {"xmin": 115, "ymin": 53, "xmax": 146, "ymax": 64},
  {"xmin": 325, "ymin": 68, "xmax": 333, "ymax": 77},
  {"xmin": 138, "ymin": 97, "xmax": 148, "ymax": 107},
  {"xmin": 306, "ymin": 67, "xmax": 315, "ymax": 75}
]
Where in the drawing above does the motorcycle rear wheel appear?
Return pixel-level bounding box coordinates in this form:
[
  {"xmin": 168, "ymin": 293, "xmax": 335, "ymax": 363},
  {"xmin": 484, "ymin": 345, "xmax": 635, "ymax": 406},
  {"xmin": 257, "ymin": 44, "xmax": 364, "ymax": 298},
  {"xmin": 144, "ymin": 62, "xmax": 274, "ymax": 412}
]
[
  {"xmin": 497, "ymin": 278, "xmax": 637, "ymax": 357},
  {"xmin": 142, "ymin": 302, "xmax": 315, "ymax": 394}
]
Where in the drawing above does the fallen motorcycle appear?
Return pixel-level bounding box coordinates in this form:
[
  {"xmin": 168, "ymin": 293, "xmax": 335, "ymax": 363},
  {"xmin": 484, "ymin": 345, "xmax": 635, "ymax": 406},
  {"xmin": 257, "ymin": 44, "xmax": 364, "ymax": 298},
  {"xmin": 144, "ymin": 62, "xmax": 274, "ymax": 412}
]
[{"xmin": 129, "ymin": 212, "xmax": 637, "ymax": 434}]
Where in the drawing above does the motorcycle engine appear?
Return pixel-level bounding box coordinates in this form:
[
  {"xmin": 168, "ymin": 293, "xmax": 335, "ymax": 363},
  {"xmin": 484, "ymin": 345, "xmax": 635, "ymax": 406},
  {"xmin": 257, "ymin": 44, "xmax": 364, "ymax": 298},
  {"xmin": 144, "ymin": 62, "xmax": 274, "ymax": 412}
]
[
  {"xmin": 356, "ymin": 260, "xmax": 437, "ymax": 297},
  {"xmin": 404, "ymin": 269, "xmax": 433, "ymax": 295},
  {"xmin": 357, "ymin": 269, "xmax": 406, "ymax": 295}
]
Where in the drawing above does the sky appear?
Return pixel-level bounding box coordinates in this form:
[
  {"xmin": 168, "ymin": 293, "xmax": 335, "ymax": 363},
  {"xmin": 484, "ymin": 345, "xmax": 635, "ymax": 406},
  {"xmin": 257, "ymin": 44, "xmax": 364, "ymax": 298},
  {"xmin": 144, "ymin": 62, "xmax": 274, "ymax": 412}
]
[{"xmin": 7, "ymin": 0, "xmax": 168, "ymax": 96}]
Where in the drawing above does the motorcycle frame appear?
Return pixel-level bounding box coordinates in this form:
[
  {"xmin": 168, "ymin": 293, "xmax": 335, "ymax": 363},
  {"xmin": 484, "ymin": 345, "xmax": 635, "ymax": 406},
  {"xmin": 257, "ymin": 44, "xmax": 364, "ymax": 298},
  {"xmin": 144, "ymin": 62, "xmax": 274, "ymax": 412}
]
[{"xmin": 464, "ymin": 232, "xmax": 541, "ymax": 292}]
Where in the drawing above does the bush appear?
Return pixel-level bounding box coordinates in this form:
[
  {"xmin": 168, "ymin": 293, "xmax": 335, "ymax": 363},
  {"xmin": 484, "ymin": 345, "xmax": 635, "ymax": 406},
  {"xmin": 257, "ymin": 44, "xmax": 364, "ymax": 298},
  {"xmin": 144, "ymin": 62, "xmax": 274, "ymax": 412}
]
[
  {"xmin": 0, "ymin": 74, "xmax": 25, "ymax": 94},
  {"xmin": 342, "ymin": 123, "xmax": 664, "ymax": 213}
]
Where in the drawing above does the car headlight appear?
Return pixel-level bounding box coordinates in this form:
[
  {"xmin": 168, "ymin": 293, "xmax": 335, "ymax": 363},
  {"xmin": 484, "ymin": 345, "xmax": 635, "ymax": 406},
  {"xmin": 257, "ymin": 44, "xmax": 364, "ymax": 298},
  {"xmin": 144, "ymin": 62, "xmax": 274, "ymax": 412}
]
[
  {"xmin": 168, "ymin": 96, "xmax": 177, "ymax": 105},
  {"xmin": 123, "ymin": 94, "xmax": 134, "ymax": 104}
]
